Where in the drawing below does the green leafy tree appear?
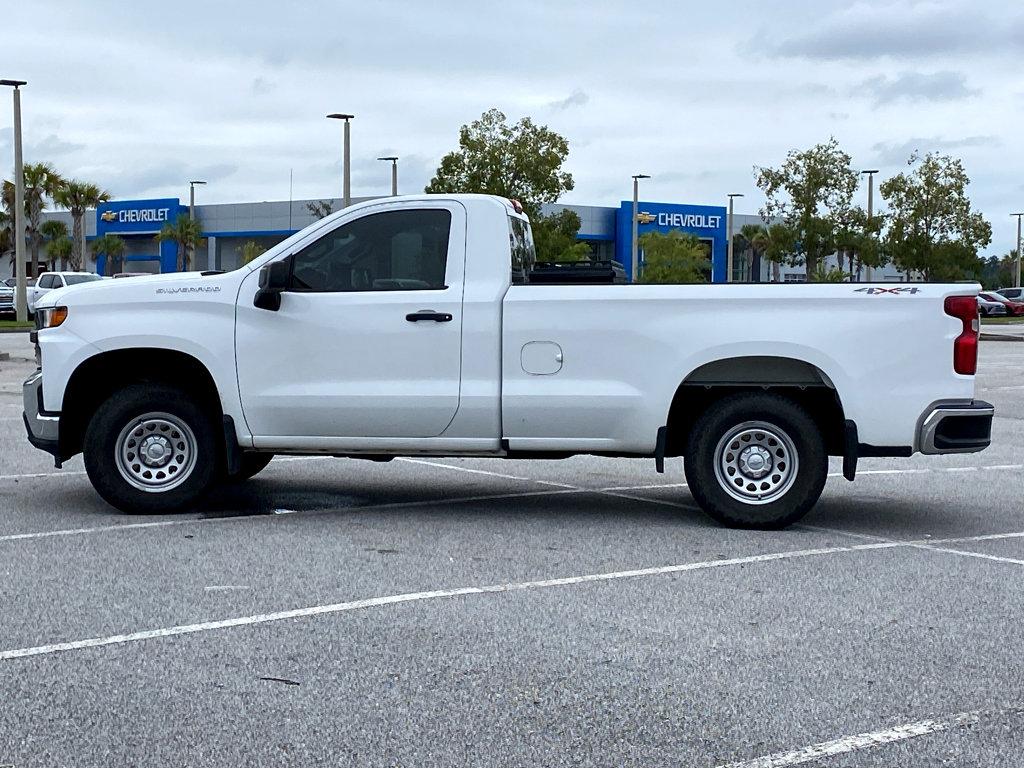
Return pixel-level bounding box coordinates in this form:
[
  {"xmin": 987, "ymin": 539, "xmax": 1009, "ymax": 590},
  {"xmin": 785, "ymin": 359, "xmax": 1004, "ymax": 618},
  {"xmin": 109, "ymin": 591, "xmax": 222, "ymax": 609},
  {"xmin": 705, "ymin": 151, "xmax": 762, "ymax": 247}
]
[
  {"xmin": 834, "ymin": 206, "xmax": 886, "ymax": 280},
  {"xmin": 879, "ymin": 152, "xmax": 992, "ymax": 282},
  {"xmin": 755, "ymin": 138, "xmax": 858, "ymax": 280},
  {"xmin": 532, "ymin": 208, "xmax": 590, "ymax": 262},
  {"xmin": 40, "ymin": 219, "xmax": 69, "ymax": 270},
  {"xmin": 241, "ymin": 240, "xmax": 267, "ymax": 265},
  {"xmin": 156, "ymin": 216, "xmax": 205, "ymax": 272},
  {"xmin": 980, "ymin": 252, "xmax": 1016, "ymax": 290},
  {"xmin": 306, "ymin": 200, "xmax": 334, "ymax": 219},
  {"xmin": 53, "ymin": 180, "xmax": 110, "ymax": 271},
  {"xmin": 809, "ymin": 265, "xmax": 848, "ymax": 283},
  {"xmin": 425, "ymin": 108, "xmax": 574, "ymax": 218},
  {"xmin": 91, "ymin": 233, "xmax": 127, "ymax": 275},
  {"xmin": 638, "ymin": 229, "xmax": 711, "ymax": 284},
  {"xmin": 427, "ymin": 108, "xmax": 581, "ymax": 264}
]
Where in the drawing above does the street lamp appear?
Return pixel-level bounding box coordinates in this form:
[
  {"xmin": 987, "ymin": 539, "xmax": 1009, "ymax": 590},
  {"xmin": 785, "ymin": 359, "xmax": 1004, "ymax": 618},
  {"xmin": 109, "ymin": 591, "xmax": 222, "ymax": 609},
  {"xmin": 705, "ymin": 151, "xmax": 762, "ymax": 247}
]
[
  {"xmin": 631, "ymin": 174, "xmax": 650, "ymax": 283},
  {"xmin": 377, "ymin": 156, "xmax": 398, "ymax": 196},
  {"xmin": 188, "ymin": 180, "xmax": 206, "ymax": 221},
  {"xmin": 727, "ymin": 193, "xmax": 744, "ymax": 283},
  {"xmin": 1, "ymin": 78, "xmax": 27, "ymax": 321},
  {"xmin": 861, "ymin": 170, "xmax": 879, "ymax": 282},
  {"xmin": 1012, "ymin": 213, "xmax": 1023, "ymax": 289},
  {"xmin": 327, "ymin": 113, "xmax": 355, "ymax": 207}
]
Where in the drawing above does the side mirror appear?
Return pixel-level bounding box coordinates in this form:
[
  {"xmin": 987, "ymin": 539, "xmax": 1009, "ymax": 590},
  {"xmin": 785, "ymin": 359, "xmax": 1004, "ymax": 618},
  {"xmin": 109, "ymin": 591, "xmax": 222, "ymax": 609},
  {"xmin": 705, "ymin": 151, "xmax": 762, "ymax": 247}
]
[{"xmin": 254, "ymin": 260, "xmax": 290, "ymax": 311}]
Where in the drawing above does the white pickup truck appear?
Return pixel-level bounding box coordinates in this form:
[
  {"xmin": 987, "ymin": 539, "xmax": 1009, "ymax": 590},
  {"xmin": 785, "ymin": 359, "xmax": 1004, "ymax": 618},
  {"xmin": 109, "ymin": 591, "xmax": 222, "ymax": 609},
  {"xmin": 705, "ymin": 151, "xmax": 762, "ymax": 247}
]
[{"xmin": 23, "ymin": 194, "xmax": 993, "ymax": 528}]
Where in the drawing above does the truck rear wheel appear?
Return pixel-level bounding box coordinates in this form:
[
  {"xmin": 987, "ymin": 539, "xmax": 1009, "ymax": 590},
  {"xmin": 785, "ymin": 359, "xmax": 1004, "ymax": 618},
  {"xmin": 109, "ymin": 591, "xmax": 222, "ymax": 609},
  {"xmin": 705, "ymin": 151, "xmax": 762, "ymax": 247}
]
[
  {"xmin": 84, "ymin": 384, "xmax": 218, "ymax": 514},
  {"xmin": 684, "ymin": 393, "xmax": 827, "ymax": 529}
]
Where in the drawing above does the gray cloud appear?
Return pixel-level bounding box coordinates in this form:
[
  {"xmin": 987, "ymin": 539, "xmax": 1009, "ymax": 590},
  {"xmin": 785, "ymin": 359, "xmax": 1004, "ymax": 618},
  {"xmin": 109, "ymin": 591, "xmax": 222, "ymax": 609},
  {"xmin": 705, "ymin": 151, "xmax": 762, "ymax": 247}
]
[
  {"xmin": 766, "ymin": 2, "xmax": 1023, "ymax": 60},
  {"xmin": 0, "ymin": 128, "xmax": 85, "ymax": 168},
  {"xmin": 855, "ymin": 71, "xmax": 980, "ymax": 105},
  {"xmin": 546, "ymin": 89, "xmax": 589, "ymax": 111},
  {"xmin": 871, "ymin": 136, "xmax": 999, "ymax": 165},
  {"xmin": 104, "ymin": 161, "xmax": 238, "ymax": 198}
]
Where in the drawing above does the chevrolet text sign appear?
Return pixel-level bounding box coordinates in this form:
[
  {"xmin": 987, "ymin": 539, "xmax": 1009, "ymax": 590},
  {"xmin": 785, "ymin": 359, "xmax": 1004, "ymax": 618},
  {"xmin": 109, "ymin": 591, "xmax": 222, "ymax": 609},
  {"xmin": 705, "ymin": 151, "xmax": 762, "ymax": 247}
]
[
  {"xmin": 615, "ymin": 200, "xmax": 728, "ymax": 283},
  {"xmin": 656, "ymin": 212, "xmax": 721, "ymax": 230},
  {"xmin": 96, "ymin": 198, "xmax": 183, "ymax": 235}
]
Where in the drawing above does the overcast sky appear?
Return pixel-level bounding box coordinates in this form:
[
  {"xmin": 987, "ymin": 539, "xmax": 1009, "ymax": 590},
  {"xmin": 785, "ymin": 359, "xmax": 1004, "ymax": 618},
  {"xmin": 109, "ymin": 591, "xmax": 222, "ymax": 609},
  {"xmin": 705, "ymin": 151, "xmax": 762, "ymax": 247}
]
[{"xmin": 2, "ymin": 0, "xmax": 1021, "ymax": 251}]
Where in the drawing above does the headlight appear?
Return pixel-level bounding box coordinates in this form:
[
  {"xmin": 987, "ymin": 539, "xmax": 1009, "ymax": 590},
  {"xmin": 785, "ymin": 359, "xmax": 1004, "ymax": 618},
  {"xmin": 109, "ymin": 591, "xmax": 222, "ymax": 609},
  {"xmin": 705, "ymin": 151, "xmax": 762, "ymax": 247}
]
[{"xmin": 35, "ymin": 306, "xmax": 68, "ymax": 329}]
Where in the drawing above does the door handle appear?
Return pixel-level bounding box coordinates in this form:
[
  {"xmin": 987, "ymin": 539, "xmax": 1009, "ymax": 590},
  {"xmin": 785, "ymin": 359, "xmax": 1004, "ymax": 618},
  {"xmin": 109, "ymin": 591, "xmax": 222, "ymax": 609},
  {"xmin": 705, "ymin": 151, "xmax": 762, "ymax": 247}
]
[{"xmin": 406, "ymin": 311, "xmax": 452, "ymax": 322}]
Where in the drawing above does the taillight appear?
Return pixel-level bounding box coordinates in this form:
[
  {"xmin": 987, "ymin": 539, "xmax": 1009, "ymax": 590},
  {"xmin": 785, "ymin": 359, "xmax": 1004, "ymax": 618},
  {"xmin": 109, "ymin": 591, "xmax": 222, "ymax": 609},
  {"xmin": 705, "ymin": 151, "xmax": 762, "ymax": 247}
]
[{"xmin": 944, "ymin": 295, "xmax": 979, "ymax": 375}]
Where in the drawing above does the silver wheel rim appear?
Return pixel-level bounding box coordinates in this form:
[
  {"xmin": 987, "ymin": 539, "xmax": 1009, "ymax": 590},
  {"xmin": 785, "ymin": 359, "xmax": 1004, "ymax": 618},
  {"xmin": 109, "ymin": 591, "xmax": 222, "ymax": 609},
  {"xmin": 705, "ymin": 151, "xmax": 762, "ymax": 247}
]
[
  {"xmin": 114, "ymin": 412, "xmax": 198, "ymax": 493},
  {"xmin": 713, "ymin": 420, "xmax": 798, "ymax": 505}
]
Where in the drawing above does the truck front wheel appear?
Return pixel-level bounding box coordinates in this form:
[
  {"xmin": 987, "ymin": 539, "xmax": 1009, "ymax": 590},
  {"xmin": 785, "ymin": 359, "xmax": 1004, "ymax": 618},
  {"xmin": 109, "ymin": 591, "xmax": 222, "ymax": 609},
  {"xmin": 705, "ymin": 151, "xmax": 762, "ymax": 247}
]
[
  {"xmin": 84, "ymin": 384, "xmax": 219, "ymax": 514},
  {"xmin": 684, "ymin": 393, "xmax": 827, "ymax": 529}
]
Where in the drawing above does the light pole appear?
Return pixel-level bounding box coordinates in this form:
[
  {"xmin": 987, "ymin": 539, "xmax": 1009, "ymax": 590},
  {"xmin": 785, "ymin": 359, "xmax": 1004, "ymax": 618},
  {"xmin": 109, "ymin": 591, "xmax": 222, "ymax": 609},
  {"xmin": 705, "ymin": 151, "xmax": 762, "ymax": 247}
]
[
  {"xmin": 327, "ymin": 113, "xmax": 354, "ymax": 207},
  {"xmin": 861, "ymin": 169, "xmax": 879, "ymax": 282},
  {"xmin": 188, "ymin": 180, "xmax": 206, "ymax": 220},
  {"xmin": 377, "ymin": 156, "xmax": 398, "ymax": 196},
  {"xmin": 631, "ymin": 174, "xmax": 650, "ymax": 283},
  {"xmin": 727, "ymin": 193, "xmax": 744, "ymax": 283},
  {"xmin": 2, "ymin": 79, "xmax": 27, "ymax": 321},
  {"xmin": 1012, "ymin": 213, "xmax": 1023, "ymax": 289}
]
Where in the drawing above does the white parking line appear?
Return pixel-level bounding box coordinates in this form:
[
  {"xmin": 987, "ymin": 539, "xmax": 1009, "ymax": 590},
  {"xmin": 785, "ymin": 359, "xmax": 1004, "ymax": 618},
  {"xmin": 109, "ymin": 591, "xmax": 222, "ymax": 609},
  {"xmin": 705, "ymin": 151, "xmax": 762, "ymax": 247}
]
[
  {"xmin": 0, "ymin": 540, "xmax": 900, "ymax": 662},
  {"xmin": 0, "ymin": 470, "xmax": 87, "ymax": 481},
  {"xmin": 0, "ymin": 488, "xmax": 585, "ymax": 544},
  {"xmin": 396, "ymin": 457, "xmax": 577, "ymax": 488},
  {"xmin": 720, "ymin": 710, "xmax": 981, "ymax": 767},
  {"xmin": 804, "ymin": 525, "xmax": 1024, "ymax": 569}
]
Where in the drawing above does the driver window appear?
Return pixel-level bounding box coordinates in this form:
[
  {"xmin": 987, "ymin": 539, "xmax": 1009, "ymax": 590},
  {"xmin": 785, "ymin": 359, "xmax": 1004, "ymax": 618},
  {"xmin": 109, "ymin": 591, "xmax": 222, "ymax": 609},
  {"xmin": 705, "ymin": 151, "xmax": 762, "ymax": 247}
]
[{"xmin": 289, "ymin": 208, "xmax": 451, "ymax": 292}]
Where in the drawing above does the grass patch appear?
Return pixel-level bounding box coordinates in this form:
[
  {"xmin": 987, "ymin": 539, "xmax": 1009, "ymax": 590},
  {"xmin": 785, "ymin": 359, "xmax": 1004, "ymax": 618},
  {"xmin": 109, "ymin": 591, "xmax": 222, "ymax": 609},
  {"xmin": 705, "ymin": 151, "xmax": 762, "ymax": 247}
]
[
  {"xmin": 0, "ymin": 320, "xmax": 33, "ymax": 330},
  {"xmin": 981, "ymin": 317, "xmax": 1024, "ymax": 325}
]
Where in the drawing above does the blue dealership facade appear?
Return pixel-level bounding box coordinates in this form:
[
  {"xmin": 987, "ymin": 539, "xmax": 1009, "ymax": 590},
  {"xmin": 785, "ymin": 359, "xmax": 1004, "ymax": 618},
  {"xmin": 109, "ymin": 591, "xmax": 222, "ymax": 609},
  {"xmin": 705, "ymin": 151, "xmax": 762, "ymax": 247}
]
[{"xmin": 49, "ymin": 195, "xmax": 753, "ymax": 281}]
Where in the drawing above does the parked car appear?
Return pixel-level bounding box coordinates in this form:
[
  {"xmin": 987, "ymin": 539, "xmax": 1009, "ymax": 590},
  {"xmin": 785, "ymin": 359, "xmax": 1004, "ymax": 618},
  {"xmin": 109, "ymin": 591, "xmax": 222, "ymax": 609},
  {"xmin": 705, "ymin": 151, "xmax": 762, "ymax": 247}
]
[
  {"xmin": 996, "ymin": 287, "xmax": 1023, "ymax": 301},
  {"xmin": 28, "ymin": 272, "xmax": 103, "ymax": 313},
  {"xmin": 977, "ymin": 295, "xmax": 1008, "ymax": 317},
  {"xmin": 0, "ymin": 282, "xmax": 13, "ymax": 317},
  {"xmin": 24, "ymin": 194, "xmax": 993, "ymax": 528},
  {"xmin": 979, "ymin": 291, "xmax": 1024, "ymax": 316},
  {"xmin": 113, "ymin": 272, "xmax": 149, "ymax": 279}
]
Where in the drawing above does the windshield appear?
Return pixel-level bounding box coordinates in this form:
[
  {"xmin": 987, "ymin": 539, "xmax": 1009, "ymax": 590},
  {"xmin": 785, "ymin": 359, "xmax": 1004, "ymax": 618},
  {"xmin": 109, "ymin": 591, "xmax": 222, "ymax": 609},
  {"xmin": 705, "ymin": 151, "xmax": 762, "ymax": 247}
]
[{"xmin": 63, "ymin": 274, "xmax": 103, "ymax": 286}]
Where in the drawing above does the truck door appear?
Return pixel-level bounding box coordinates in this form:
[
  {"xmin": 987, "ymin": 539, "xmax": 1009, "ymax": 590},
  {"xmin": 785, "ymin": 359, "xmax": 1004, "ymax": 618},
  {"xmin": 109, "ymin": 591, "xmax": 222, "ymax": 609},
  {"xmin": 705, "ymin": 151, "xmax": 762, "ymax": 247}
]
[{"xmin": 234, "ymin": 202, "xmax": 466, "ymax": 441}]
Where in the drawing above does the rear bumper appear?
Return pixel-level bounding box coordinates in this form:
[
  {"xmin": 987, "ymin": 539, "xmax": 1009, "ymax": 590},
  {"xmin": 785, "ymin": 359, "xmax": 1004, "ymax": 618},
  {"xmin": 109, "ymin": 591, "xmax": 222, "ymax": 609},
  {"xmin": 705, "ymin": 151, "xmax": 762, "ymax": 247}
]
[
  {"xmin": 23, "ymin": 369, "xmax": 61, "ymax": 462},
  {"xmin": 918, "ymin": 400, "xmax": 994, "ymax": 454}
]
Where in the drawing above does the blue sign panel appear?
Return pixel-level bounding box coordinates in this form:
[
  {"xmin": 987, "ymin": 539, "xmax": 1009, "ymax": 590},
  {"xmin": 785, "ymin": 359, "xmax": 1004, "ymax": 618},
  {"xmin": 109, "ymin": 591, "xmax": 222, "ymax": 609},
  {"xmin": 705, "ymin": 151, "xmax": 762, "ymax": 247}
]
[
  {"xmin": 614, "ymin": 201, "xmax": 728, "ymax": 282},
  {"xmin": 95, "ymin": 198, "xmax": 185, "ymax": 273}
]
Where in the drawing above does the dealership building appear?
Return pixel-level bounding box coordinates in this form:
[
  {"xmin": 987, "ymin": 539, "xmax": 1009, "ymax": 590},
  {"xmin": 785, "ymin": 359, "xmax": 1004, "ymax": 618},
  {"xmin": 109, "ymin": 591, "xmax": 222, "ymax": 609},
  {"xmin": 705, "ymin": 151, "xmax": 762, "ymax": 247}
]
[{"xmin": 25, "ymin": 195, "xmax": 904, "ymax": 282}]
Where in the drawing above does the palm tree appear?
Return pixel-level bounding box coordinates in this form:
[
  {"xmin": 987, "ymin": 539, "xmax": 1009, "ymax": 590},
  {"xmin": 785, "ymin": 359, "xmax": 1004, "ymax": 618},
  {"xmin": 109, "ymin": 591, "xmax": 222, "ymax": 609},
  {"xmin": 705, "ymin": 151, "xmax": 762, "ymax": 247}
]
[
  {"xmin": 0, "ymin": 210, "xmax": 12, "ymax": 270},
  {"xmin": 241, "ymin": 240, "xmax": 266, "ymax": 265},
  {"xmin": 22, "ymin": 163, "xmax": 63, "ymax": 279},
  {"xmin": 39, "ymin": 219, "xmax": 69, "ymax": 270},
  {"xmin": 91, "ymin": 233, "xmax": 127, "ymax": 275},
  {"xmin": 156, "ymin": 217, "xmax": 205, "ymax": 272},
  {"xmin": 47, "ymin": 236, "xmax": 73, "ymax": 272},
  {"xmin": 52, "ymin": 180, "xmax": 110, "ymax": 271},
  {"xmin": 738, "ymin": 223, "xmax": 769, "ymax": 282}
]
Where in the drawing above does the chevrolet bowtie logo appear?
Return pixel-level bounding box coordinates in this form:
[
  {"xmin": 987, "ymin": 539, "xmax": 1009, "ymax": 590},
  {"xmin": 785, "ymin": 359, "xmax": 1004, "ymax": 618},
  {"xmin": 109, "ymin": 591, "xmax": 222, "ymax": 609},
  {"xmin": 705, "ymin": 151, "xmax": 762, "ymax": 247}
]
[
  {"xmin": 636, "ymin": 212, "xmax": 656, "ymax": 224},
  {"xmin": 100, "ymin": 211, "xmax": 117, "ymax": 222}
]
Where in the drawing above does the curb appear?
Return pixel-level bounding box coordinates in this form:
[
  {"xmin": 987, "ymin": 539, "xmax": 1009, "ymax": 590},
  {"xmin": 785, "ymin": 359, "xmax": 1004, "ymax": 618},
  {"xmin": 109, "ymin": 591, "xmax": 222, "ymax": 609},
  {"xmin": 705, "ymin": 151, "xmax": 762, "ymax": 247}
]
[
  {"xmin": 0, "ymin": 328, "xmax": 31, "ymax": 334},
  {"xmin": 980, "ymin": 333, "xmax": 1024, "ymax": 342}
]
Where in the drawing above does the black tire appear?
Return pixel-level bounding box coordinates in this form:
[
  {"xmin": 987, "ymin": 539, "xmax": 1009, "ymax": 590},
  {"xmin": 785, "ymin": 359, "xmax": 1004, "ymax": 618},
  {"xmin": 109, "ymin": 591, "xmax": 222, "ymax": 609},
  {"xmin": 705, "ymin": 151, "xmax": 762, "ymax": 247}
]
[
  {"xmin": 226, "ymin": 453, "xmax": 275, "ymax": 482},
  {"xmin": 83, "ymin": 384, "xmax": 219, "ymax": 514},
  {"xmin": 683, "ymin": 393, "xmax": 827, "ymax": 529}
]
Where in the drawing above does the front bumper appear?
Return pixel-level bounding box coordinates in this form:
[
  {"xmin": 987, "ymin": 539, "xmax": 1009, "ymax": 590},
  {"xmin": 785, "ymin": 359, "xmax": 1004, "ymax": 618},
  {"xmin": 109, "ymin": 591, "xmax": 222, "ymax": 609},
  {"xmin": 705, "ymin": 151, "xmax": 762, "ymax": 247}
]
[
  {"xmin": 23, "ymin": 369, "xmax": 61, "ymax": 464},
  {"xmin": 918, "ymin": 400, "xmax": 994, "ymax": 454}
]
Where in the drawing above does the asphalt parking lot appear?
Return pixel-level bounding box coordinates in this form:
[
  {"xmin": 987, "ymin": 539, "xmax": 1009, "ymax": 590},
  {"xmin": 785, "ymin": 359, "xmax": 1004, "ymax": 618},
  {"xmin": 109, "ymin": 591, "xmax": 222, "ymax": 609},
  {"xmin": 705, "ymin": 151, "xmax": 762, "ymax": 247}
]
[{"xmin": 1, "ymin": 331, "xmax": 1022, "ymax": 767}]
